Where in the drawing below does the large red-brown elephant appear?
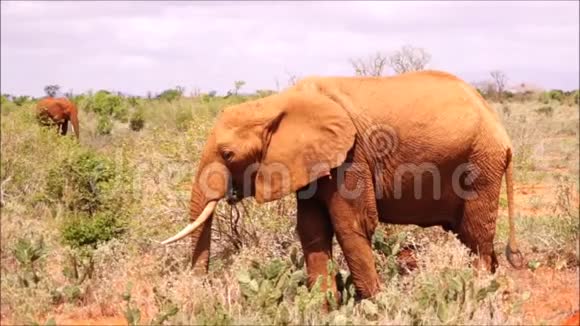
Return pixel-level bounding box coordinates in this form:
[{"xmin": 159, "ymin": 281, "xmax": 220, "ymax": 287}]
[
  {"xmin": 160, "ymin": 70, "xmax": 524, "ymax": 301},
  {"xmin": 35, "ymin": 97, "xmax": 80, "ymax": 140}
]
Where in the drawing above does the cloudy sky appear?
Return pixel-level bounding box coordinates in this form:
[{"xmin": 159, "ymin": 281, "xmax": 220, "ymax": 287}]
[{"xmin": 1, "ymin": 1, "xmax": 578, "ymax": 97}]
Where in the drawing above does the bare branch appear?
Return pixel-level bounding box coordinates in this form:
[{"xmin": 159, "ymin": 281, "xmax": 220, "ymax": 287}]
[
  {"xmin": 349, "ymin": 52, "xmax": 388, "ymax": 77},
  {"xmin": 387, "ymin": 45, "xmax": 431, "ymax": 74},
  {"xmin": 490, "ymin": 70, "xmax": 508, "ymax": 101}
]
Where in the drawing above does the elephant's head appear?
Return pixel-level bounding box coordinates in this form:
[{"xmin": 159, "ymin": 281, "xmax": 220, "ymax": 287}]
[{"xmin": 161, "ymin": 83, "xmax": 357, "ymax": 272}]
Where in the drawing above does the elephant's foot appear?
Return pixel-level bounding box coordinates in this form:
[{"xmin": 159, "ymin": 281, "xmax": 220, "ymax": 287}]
[
  {"xmin": 333, "ymin": 231, "xmax": 381, "ymax": 299},
  {"xmin": 472, "ymin": 252, "xmax": 499, "ymax": 274}
]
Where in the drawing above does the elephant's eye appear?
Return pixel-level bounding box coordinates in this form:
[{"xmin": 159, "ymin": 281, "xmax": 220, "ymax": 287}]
[{"xmin": 221, "ymin": 150, "xmax": 235, "ymax": 162}]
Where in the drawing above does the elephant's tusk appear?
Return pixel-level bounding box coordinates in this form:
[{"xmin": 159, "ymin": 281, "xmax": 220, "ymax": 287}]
[{"xmin": 160, "ymin": 201, "xmax": 218, "ymax": 245}]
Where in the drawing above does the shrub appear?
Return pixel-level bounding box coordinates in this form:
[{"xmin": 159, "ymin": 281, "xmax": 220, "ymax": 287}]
[
  {"xmin": 201, "ymin": 91, "xmax": 217, "ymax": 103},
  {"xmin": 372, "ymin": 229, "xmax": 408, "ymax": 280},
  {"xmin": 89, "ymin": 90, "xmax": 128, "ymax": 121},
  {"xmin": 97, "ymin": 115, "xmax": 113, "ymax": 135},
  {"xmin": 535, "ymin": 106, "xmax": 554, "ymax": 117},
  {"xmin": 502, "ymin": 104, "xmax": 511, "ymax": 117},
  {"xmin": 1, "ymin": 94, "xmax": 9, "ymax": 106},
  {"xmin": 256, "ymin": 89, "xmax": 276, "ymax": 98},
  {"xmin": 61, "ymin": 211, "xmax": 125, "ymax": 248},
  {"xmin": 547, "ymin": 89, "xmax": 565, "ymax": 102},
  {"xmin": 129, "ymin": 108, "xmax": 145, "ymax": 132},
  {"xmin": 569, "ymin": 90, "xmax": 580, "ymax": 105},
  {"xmin": 45, "ymin": 149, "xmax": 133, "ymax": 249},
  {"xmin": 90, "ymin": 90, "xmax": 117, "ymax": 115},
  {"xmin": 12, "ymin": 236, "xmax": 46, "ymax": 287},
  {"xmin": 13, "ymin": 96, "xmax": 30, "ymax": 106},
  {"xmin": 412, "ymin": 268, "xmax": 500, "ymax": 324},
  {"xmin": 122, "ymin": 282, "xmax": 179, "ymax": 326},
  {"xmin": 46, "ymin": 150, "xmax": 119, "ymax": 214},
  {"xmin": 70, "ymin": 94, "xmax": 88, "ymax": 110},
  {"xmin": 127, "ymin": 96, "xmax": 140, "ymax": 107},
  {"xmin": 157, "ymin": 87, "xmax": 184, "ymax": 102},
  {"xmin": 236, "ymin": 248, "xmax": 357, "ymax": 320}
]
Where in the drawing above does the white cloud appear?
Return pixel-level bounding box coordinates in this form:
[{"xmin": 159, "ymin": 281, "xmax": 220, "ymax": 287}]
[{"xmin": 1, "ymin": 1, "xmax": 578, "ymax": 97}]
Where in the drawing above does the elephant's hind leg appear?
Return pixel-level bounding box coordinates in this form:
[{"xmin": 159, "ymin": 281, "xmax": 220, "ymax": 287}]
[
  {"xmin": 296, "ymin": 197, "xmax": 337, "ymax": 300},
  {"xmin": 455, "ymin": 163, "xmax": 503, "ymax": 273}
]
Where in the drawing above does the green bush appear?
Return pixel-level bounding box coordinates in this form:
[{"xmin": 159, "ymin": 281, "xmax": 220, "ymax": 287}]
[
  {"xmin": 157, "ymin": 87, "xmax": 184, "ymax": 102},
  {"xmin": 127, "ymin": 96, "xmax": 140, "ymax": 107},
  {"xmin": 129, "ymin": 108, "xmax": 145, "ymax": 132},
  {"xmin": 201, "ymin": 91, "xmax": 217, "ymax": 103},
  {"xmin": 255, "ymin": 89, "xmax": 276, "ymax": 98},
  {"xmin": 412, "ymin": 268, "xmax": 499, "ymax": 324},
  {"xmin": 12, "ymin": 236, "xmax": 46, "ymax": 287},
  {"xmin": 46, "ymin": 150, "xmax": 117, "ymax": 214},
  {"xmin": 547, "ymin": 89, "xmax": 565, "ymax": 102},
  {"xmin": 61, "ymin": 211, "xmax": 125, "ymax": 248},
  {"xmin": 70, "ymin": 94, "xmax": 88, "ymax": 110},
  {"xmin": 13, "ymin": 96, "xmax": 30, "ymax": 106},
  {"xmin": 97, "ymin": 115, "xmax": 113, "ymax": 135},
  {"xmin": 372, "ymin": 229, "xmax": 408, "ymax": 280},
  {"xmin": 45, "ymin": 149, "xmax": 133, "ymax": 248},
  {"xmin": 89, "ymin": 90, "xmax": 128, "ymax": 121},
  {"xmin": 236, "ymin": 249, "xmax": 355, "ymax": 319}
]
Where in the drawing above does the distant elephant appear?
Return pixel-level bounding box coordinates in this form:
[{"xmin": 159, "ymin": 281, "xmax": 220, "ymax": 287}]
[
  {"xmin": 35, "ymin": 97, "xmax": 80, "ymax": 139},
  {"xmin": 160, "ymin": 70, "xmax": 524, "ymax": 300}
]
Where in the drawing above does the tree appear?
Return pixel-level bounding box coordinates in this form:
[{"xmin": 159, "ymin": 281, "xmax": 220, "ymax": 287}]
[
  {"xmin": 490, "ymin": 70, "xmax": 507, "ymax": 101},
  {"xmin": 156, "ymin": 86, "xmax": 183, "ymax": 102},
  {"xmin": 190, "ymin": 87, "xmax": 201, "ymax": 97},
  {"xmin": 387, "ymin": 45, "xmax": 431, "ymax": 74},
  {"xmin": 233, "ymin": 80, "xmax": 245, "ymax": 95},
  {"xmin": 44, "ymin": 85, "xmax": 61, "ymax": 97},
  {"xmin": 285, "ymin": 70, "xmax": 299, "ymax": 87},
  {"xmin": 13, "ymin": 96, "xmax": 30, "ymax": 106},
  {"xmin": 349, "ymin": 52, "xmax": 388, "ymax": 76}
]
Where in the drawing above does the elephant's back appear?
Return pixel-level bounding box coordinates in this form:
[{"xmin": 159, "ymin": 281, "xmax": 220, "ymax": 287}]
[
  {"xmin": 342, "ymin": 72, "xmax": 486, "ymax": 163},
  {"xmin": 36, "ymin": 97, "xmax": 72, "ymax": 122}
]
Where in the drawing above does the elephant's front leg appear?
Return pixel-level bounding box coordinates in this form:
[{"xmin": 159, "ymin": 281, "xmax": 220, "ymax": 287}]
[
  {"xmin": 296, "ymin": 197, "xmax": 338, "ymax": 300},
  {"xmin": 319, "ymin": 166, "xmax": 381, "ymax": 299}
]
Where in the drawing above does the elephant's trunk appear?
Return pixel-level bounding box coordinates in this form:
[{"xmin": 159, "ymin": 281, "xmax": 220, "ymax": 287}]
[
  {"xmin": 70, "ymin": 107, "xmax": 80, "ymax": 140},
  {"xmin": 162, "ymin": 131, "xmax": 229, "ymax": 273}
]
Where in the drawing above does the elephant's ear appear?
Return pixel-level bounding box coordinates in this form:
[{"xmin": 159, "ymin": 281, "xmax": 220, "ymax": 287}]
[{"xmin": 254, "ymin": 90, "xmax": 356, "ymax": 203}]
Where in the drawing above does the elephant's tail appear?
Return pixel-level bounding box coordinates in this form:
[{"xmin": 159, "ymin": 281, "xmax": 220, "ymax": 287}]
[{"xmin": 505, "ymin": 148, "xmax": 524, "ymax": 269}]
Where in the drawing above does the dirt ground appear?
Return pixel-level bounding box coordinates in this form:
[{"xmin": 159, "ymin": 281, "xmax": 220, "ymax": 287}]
[{"xmin": 505, "ymin": 185, "xmax": 579, "ymax": 326}]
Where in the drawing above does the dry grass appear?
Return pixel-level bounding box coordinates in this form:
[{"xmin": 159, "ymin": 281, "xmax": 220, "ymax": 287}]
[{"xmin": 1, "ymin": 94, "xmax": 578, "ymax": 325}]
